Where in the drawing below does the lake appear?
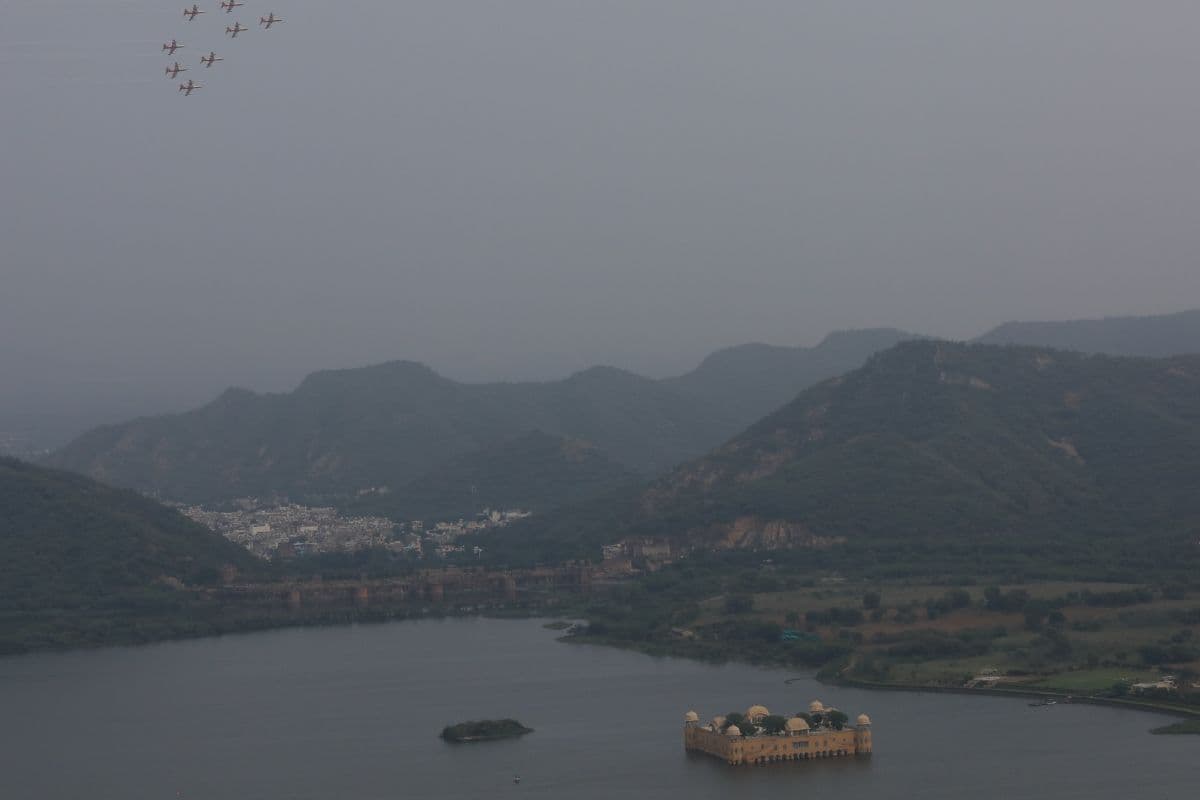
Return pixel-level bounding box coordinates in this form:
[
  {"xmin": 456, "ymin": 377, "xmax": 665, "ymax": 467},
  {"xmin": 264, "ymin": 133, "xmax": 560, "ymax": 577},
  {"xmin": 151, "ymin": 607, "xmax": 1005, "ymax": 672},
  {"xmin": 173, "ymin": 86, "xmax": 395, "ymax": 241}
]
[{"xmin": 1, "ymin": 618, "xmax": 1196, "ymax": 799}]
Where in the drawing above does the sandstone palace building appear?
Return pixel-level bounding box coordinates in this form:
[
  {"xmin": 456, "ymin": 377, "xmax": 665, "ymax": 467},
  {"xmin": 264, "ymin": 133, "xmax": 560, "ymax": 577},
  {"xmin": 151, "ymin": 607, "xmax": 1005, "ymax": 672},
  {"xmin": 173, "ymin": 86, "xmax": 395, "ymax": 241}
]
[{"xmin": 684, "ymin": 700, "xmax": 872, "ymax": 766}]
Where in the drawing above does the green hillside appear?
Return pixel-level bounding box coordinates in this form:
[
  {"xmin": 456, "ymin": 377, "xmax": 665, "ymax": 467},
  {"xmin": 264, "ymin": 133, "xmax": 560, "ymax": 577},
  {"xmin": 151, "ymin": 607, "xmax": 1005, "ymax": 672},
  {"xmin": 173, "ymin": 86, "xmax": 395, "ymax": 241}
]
[
  {"xmin": 486, "ymin": 342, "xmax": 1200, "ymax": 574},
  {"xmin": 976, "ymin": 309, "xmax": 1200, "ymax": 357},
  {"xmin": 46, "ymin": 330, "xmax": 912, "ymax": 506},
  {"xmin": 0, "ymin": 458, "xmax": 261, "ymax": 652},
  {"xmin": 349, "ymin": 430, "xmax": 637, "ymax": 522}
]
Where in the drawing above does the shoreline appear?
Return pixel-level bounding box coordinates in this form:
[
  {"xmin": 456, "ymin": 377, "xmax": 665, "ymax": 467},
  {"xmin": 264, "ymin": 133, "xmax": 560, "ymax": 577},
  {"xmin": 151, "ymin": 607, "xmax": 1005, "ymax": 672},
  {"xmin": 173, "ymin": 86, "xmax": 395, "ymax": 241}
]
[
  {"xmin": 7, "ymin": 611, "xmax": 1200, "ymax": 732},
  {"xmin": 828, "ymin": 674, "xmax": 1200, "ymax": 723},
  {"xmin": 562, "ymin": 632, "xmax": 1200, "ymax": 729}
]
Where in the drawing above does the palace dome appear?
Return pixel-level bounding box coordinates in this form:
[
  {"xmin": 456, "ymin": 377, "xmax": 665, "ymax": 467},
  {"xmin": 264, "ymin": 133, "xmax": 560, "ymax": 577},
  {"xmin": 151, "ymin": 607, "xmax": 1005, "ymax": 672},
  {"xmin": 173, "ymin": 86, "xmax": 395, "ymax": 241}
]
[
  {"xmin": 857, "ymin": 714, "xmax": 872, "ymax": 726},
  {"xmin": 745, "ymin": 705, "xmax": 770, "ymax": 721},
  {"xmin": 725, "ymin": 725, "xmax": 742, "ymax": 737},
  {"xmin": 685, "ymin": 711, "xmax": 699, "ymax": 723},
  {"xmin": 712, "ymin": 716, "xmax": 727, "ymax": 729},
  {"xmin": 786, "ymin": 717, "xmax": 810, "ymax": 732},
  {"xmin": 809, "ymin": 700, "xmax": 825, "ymax": 713}
]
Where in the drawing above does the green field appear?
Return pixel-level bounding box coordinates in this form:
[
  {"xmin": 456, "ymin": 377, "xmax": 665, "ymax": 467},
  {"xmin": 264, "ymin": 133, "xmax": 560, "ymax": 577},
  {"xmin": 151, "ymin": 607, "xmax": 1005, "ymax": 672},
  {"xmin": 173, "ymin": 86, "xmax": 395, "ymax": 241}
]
[{"xmin": 1029, "ymin": 668, "xmax": 1158, "ymax": 693}]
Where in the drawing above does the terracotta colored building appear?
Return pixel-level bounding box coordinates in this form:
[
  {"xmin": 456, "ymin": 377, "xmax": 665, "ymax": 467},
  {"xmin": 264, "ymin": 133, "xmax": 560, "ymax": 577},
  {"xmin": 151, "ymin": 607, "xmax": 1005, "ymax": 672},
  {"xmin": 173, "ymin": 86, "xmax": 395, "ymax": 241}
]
[{"xmin": 683, "ymin": 700, "xmax": 872, "ymax": 766}]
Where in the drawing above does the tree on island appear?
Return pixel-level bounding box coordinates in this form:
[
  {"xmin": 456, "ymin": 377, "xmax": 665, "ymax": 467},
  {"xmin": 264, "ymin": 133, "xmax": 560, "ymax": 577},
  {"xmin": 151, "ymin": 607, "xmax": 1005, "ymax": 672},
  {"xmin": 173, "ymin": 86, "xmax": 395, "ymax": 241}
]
[
  {"xmin": 440, "ymin": 719, "xmax": 533, "ymax": 742},
  {"xmin": 759, "ymin": 714, "xmax": 789, "ymax": 735},
  {"xmin": 722, "ymin": 712, "xmax": 747, "ymax": 732},
  {"xmin": 826, "ymin": 710, "xmax": 849, "ymax": 730}
]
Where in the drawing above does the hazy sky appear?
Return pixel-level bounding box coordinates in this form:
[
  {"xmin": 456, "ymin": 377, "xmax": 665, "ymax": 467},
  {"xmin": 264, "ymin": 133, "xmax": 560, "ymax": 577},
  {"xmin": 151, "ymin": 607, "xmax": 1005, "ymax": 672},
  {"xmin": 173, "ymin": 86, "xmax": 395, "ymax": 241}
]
[{"xmin": 4, "ymin": 1, "xmax": 1200, "ymax": 437}]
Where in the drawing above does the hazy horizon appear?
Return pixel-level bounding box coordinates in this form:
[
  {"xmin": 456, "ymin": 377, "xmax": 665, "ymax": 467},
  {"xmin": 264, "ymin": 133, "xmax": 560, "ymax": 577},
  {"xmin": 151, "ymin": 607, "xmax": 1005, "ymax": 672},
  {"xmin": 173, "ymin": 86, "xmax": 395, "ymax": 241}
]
[{"xmin": 5, "ymin": 1, "xmax": 1200, "ymax": 440}]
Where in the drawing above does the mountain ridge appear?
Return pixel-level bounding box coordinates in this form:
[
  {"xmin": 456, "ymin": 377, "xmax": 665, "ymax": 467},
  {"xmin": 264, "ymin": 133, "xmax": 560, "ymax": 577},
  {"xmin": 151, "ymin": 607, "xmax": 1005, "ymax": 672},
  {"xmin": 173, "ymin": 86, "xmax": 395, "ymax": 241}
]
[
  {"xmin": 486, "ymin": 341, "xmax": 1200, "ymax": 564},
  {"xmin": 47, "ymin": 329, "xmax": 916, "ymax": 506},
  {"xmin": 975, "ymin": 308, "xmax": 1200, "ymax": 356}
]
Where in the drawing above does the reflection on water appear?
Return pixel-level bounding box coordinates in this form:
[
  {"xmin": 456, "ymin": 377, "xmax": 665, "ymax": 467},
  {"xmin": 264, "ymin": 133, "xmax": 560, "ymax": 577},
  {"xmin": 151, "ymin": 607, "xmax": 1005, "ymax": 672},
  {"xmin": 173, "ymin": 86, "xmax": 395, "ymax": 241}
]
[{"xmin": 0, "ymin": 618, "xmax": 1196, "ymax": 799}]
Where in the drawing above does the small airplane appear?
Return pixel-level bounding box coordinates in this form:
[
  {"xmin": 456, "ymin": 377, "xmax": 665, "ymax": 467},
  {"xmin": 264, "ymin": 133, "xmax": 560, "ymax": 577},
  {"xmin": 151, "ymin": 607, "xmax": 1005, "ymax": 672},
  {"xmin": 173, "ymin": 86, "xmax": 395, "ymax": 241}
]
[
  {"xmin": 226, "ymin": 21, "xmax": 248, "ymax": 38},
  {"xmin": 162, "ymin": 39, "xmax": 183, "ymax": 55},
  {"xmin": 183, "ymin": 4, "xmax": 205, "ymax": 20},
  {"xmin": 219, "ymin": 0, "xmax": 245, "ymax": 12},
  {"xmin": 200, "ymin": 51, "xmax": 224, "ymax": 68},
  {"xmin": 178, "ymin": 79, "xmax": 202, "ymax": 96},
  {"xmin": 259, "ymin": 12, "xmax": 283, "ymax": 29},
  {"xmin": 165, "ymin": 62, "xmax": 187, "ymax": 79}
]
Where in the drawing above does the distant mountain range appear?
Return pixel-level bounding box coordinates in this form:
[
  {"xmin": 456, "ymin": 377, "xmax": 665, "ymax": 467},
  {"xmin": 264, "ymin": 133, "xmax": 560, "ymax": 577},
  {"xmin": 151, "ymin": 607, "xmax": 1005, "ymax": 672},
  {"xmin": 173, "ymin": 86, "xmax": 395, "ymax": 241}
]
[
  {"xmin": 0, "ymin": 457, "xmax": 260, "ymax": 651},
  {"xmin": 40, "ymin": 308, "xmax": 1200, "ymax": 520},
  {"xmin": 47, "ymin": 328, "xmax": 915, "ymax": 508},
  {"xmin": 975, "ymin": 308, "xmax": 1200, "ymax": 356},
  {"xmin": 493, "ymin": 341, "xmax": 1200, "ymax": 564}
]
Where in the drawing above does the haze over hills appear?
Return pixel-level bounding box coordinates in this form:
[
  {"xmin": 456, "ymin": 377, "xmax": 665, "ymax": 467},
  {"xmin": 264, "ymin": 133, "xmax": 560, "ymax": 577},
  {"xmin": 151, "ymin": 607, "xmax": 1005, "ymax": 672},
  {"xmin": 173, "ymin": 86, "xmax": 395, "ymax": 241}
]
[
  {"xmin": 46, "ymin": 328, "xmax": 915, "ymax": 508},
  {"xmin": 489, "ymin": 341, "xmax": 1200, "ymax": 564},
  {"xmin": 35, "ymin": 309, "xmax": 1200, "ymax": 521},
  {"xmin": 0, "ymin": 457, "xmax": 261, "ymax": 652},
  {"xmin": 975, "ymin": 309, "xmax": 1200, "ymax": 357}
]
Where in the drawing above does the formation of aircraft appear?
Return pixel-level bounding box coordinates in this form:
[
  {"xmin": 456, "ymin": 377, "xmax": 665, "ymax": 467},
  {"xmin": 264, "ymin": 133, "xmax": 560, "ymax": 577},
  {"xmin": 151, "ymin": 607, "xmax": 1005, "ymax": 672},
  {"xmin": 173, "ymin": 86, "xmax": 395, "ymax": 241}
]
[{"xmin": 162, "ymin": 3, "xmax": 286, "ymax": 96}]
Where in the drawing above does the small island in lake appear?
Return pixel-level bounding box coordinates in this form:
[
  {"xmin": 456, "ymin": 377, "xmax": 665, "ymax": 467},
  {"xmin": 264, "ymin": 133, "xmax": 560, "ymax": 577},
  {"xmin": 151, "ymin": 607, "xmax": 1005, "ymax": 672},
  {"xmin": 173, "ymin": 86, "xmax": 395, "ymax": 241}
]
[{"xmin": 440, "ymin": 719, "xmax": 534, "ymax": 743}]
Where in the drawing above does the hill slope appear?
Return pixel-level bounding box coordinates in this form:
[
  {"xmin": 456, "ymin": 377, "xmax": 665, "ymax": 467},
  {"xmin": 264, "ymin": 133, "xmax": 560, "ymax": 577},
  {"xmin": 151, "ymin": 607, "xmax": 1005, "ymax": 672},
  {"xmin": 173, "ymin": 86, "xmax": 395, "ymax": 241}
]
[
  {"xmin": 494, "ymin": 342, "xmax": 1200, "ymax": 567},
  {"xmin": 0, "ymin": 458, "xmax": 261, "ymax": 651},
  {"xmin": 349, "ymin": 430, "xmax": 638, "ymax": 522},
  {"xmin": 47, "ymin": 329, "xmax": 914, "ymax": 506},
  {"xmin": 976, "ymin": 309, "xmax": 1200, "ymax": 356}
]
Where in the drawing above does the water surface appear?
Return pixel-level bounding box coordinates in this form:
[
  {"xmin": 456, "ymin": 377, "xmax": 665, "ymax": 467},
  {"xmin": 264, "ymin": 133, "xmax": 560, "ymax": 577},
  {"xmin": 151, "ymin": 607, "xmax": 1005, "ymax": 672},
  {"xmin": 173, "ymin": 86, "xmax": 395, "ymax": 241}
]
[{"xmin": 1, "ymin": 618, "xmax": 1196, "ymax": 799}]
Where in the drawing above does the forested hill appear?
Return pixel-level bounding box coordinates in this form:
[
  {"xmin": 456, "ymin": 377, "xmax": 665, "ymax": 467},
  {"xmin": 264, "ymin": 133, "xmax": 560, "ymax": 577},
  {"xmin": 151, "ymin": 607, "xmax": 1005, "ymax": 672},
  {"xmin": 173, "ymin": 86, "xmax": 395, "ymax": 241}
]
[
  {"xmin": 976, "ymin": 309, "xmax": 1200, "ymax": 356},
  {"xmin": 45, "ymin": 329, "xmax": 913, "ymax": 505},
  {"xmin": 0, "ymin": 458, "xmax": 259, "ymax": 618},
  {"xmin": 488, "ymin": 342, "xmax": 1200, "ymax": 565},
  {"xmin": 348, "ymin": 430, "xmax": 638, "ymax": 522}
]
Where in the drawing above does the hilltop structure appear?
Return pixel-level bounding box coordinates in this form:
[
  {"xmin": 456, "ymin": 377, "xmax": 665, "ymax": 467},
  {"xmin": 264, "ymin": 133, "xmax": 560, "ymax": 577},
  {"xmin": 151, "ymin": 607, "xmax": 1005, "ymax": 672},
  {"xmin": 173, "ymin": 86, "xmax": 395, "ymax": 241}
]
[{"xmin": 683, "ymin": 701, "xmax": 872, "ymax": 766}]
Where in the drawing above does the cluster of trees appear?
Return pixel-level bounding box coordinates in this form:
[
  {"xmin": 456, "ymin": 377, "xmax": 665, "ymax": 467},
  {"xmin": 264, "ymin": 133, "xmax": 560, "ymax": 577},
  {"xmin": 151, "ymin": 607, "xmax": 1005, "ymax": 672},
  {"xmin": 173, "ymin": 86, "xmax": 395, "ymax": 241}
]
[
  {"xmin": 1139, "ymin": 630, "xmax": 1200, "ymax": 665},
  {"xmin": 718, "ymin": 708, "xmax": 849, "ymax": 735},
  {"xmin": 804, "ymin": 607, "xmax": 866, "ymax": 627}
]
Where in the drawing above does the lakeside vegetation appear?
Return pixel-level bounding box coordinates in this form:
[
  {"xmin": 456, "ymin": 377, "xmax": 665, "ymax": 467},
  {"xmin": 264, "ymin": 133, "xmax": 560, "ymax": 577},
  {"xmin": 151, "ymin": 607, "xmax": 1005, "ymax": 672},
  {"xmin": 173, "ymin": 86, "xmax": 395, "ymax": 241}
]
[
  {"xmin": 1152, "ymin": 720, "xmax": 1200, "ymax": 735},
  {"xmin": 440, "ymin": 719, "xmax": 533, "ymax": 743},
  {"xmin": 562, "ymin": 556, "xmax": 1200, "ymax": 728}
]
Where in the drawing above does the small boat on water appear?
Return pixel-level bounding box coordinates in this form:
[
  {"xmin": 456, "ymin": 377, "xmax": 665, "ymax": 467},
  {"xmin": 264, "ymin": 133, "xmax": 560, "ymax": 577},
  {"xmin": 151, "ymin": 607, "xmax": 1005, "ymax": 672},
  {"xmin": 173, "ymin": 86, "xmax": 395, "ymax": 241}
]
[{"xmin": 1028, "ymin": 699, "xmax": 1057, "ymax": 707}]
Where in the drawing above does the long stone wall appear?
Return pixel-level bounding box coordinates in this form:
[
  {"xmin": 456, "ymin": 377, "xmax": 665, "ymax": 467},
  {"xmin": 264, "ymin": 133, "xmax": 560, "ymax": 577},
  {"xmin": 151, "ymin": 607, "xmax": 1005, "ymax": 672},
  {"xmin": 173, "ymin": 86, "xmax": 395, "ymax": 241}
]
[{"xmin": 684, "ymin": 724, "xmax": 869, "ymax": 766}]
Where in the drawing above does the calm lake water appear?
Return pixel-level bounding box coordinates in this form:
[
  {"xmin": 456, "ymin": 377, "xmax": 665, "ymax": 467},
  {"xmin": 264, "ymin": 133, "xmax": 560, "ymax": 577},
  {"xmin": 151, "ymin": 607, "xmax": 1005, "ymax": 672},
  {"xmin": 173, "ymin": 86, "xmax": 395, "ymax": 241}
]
[{"xmin": 1, "ymin": 618, "xmax": 1196, "ymax": 799}]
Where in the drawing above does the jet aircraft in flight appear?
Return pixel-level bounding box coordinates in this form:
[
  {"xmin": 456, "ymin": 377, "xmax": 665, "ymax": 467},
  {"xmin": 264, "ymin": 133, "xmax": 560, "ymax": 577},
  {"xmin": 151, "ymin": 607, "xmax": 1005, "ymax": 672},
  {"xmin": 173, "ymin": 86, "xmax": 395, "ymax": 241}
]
[
  {"xmin": 259, "ymin": 13, "xmax": 284, "ymax": 29},
  {"xmin": 220, "ymin": 0, "xmax": 245, "ymax": 12},
  {"xmin": 165, "ymin": 62, "xmax": 187, "ymax": 79},
  {"xmin": 183, "ymin": 4, "xmax": 205, "ymax": 21},
  {"xmin": 226, "ymin": 22, "xmax": 249, "ymax": 38},
  {"xmin": 162, "ymin": 39, "xmax": 183, "ymax": 56},
  {"xmin": 200, "ymin": 51, "xmax": 224, "ymax": 68},
  {"xmin": 178, "ymin": 79, "xmax": 202, "ymax": 96}
]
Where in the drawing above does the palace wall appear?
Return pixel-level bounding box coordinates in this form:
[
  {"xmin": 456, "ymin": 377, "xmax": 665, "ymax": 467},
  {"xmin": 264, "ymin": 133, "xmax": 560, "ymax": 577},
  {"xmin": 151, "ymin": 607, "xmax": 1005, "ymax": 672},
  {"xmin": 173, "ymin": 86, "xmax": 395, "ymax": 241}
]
[{"xmin": 684, "ymin": 723, "xmax": 870, "ymax": 766}]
